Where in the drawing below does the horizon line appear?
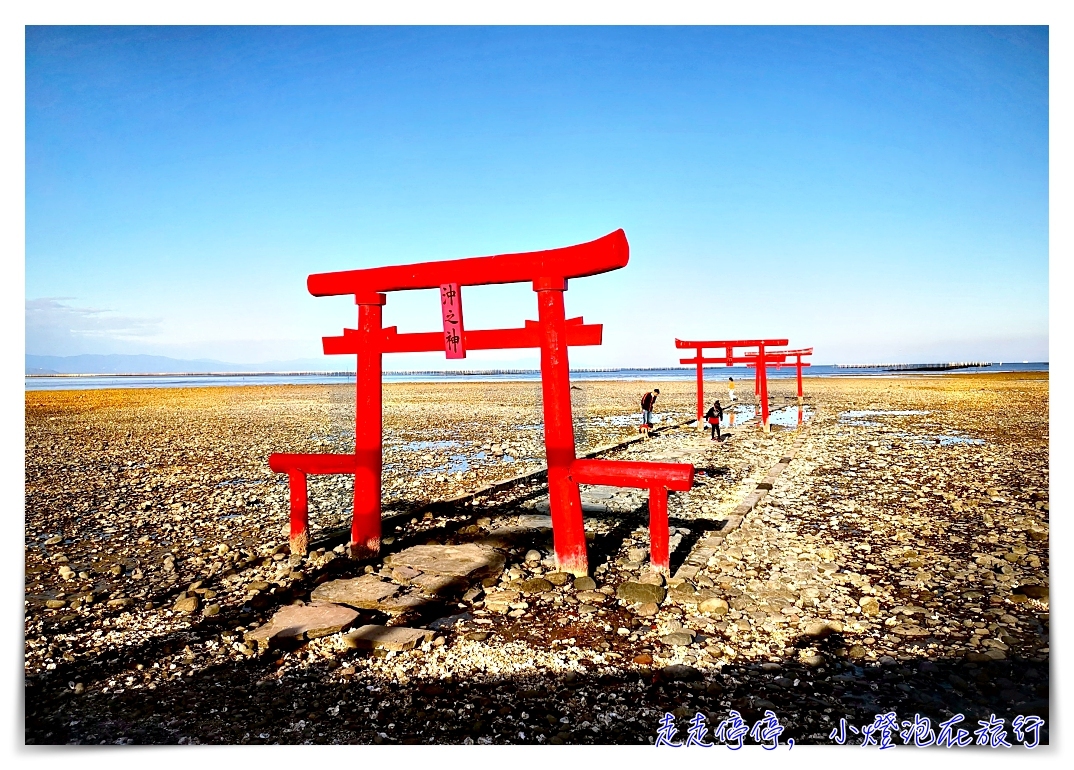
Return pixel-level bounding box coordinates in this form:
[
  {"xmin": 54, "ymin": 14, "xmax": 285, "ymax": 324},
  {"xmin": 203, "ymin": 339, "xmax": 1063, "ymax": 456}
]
[{"xmin": 25, "ymin": 361, "xmax": 1047, "ymax": 378}]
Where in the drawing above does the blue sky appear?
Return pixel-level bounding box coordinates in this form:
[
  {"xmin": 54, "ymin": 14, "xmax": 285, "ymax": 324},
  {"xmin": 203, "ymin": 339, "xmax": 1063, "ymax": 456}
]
[{"xmin": 25, "ymin": 25, "xmax": 1049, "ymax": 367}]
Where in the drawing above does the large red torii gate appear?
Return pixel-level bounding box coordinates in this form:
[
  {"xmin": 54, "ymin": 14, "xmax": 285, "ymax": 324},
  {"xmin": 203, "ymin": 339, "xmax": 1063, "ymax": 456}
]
[
  {"xmin": 675, "ymin": 339, "xmax": 788, "ymax": 432},
  {"xmin": 270, "ymin": 230, "xmax": 694, "ymax": 576},
  {"xmin": 744, "ymin": 347, "xmax": 813, "ymax": 404}
]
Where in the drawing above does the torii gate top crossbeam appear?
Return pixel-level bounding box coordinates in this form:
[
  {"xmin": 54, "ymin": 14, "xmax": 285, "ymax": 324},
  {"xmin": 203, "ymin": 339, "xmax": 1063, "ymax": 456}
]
[
  {"xmin": 744, "ymin": 347, "xmax": 813, "ymax": 358},
  {"xmin": 308, "ymin": 229, "xmax": 629, "ymax": 298},
  {"xmin": 675, "ymin": 338, "xmax": 788, "ymax": 350},
  {"xmin": 680, "ymin": 354, "xmax": 788, "ymax": 365}
]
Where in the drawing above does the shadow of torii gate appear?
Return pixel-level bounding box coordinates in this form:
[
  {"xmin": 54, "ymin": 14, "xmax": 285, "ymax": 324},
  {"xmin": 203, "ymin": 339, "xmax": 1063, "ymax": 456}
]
[{"xmin": 270, "ymin": 230, "xmax": 693, "ymax": 576}]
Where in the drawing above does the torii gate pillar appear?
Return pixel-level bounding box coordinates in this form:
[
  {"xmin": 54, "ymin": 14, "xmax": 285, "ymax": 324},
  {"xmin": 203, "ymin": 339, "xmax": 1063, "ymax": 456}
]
[
  {"xmin": 535, "ymin": 278, "xmax": 587, "ymax": 575},
  {"xmin": 352, "ymin": 293, "xmax": 386, "ymax": 558}
]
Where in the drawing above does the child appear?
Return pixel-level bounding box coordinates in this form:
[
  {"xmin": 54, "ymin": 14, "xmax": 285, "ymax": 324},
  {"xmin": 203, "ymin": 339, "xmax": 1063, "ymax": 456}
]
[
  {"xmin": 728, "ymin": 377, "xmax": 737, "ymax": 402},
  {"xmin": 705, "ymin": 399, "xmax": 724, "ymax": 441}
]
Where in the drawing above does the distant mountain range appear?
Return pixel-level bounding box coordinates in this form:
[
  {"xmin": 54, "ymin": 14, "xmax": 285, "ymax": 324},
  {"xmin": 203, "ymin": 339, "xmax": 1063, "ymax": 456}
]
[{"xmin": 25, "ymin": 354, "xmax": 341, "ymax": 375}]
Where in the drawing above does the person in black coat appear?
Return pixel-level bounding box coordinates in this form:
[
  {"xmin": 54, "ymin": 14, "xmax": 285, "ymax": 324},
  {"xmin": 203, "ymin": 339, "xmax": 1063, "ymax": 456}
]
[
  {"xmin": 640, "ymin": 388, "xmax": 660, "ymax": 433},
  {"xmin": 705, "ymin": 399, "xmax": 724, "ymax": 440}
]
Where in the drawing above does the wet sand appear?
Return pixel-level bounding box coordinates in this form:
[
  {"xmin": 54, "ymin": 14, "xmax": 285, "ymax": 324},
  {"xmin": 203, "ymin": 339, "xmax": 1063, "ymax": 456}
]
[{"xmin": 25, "ymin": 373, "xmax": 1049, "ymax": 745}]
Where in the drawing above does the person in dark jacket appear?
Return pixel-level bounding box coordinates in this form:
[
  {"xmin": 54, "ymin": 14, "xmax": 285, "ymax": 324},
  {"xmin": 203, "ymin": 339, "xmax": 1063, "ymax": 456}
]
[
  {"xmin": 640, "ymin": 388, "xmax": 660, "ymax": 433},
  {"xmin": 705, "ymin": 399, "xmax": 724, "ymax": 440}
]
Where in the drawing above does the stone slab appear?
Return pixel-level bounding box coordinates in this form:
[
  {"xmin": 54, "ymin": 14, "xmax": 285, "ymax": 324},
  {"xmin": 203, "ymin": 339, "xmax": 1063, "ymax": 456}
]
[
  {"xmin": 483, "ymin": 589, "xmax": 520, "ymax": 609},
  {"xmin": 344, "ymin": 624, "xmax": 433, "ymax": 651},
  {"xmin": 391, "ymin": 566, "xmax": 423, "ymax": 584},
  {"xmin": 310, "ymin": 575, "xmax": 399, "ymax": 609},
  {"xmin": 411, "ymin": 572, "xmax": 467, "ymax": 595},
  {"xmin": 384, "ymin": 543, "xmax": 506, "ymax": 579},
  {"xmin": 378, "ymin": 592, "xmax": 432, "ymax": 614},
  {"xmin": 246, "ymin": 601, "xmax": 358, "ymax": 647},
  {"xmin": 488, "ymin": 514, "xmax": 553, "ymax": 532}
]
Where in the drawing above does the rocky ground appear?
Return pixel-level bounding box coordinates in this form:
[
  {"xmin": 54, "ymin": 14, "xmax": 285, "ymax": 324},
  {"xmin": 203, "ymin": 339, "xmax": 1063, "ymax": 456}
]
[{"xmin": 25, "ymin": 374, "xmax": 1049, "ymax": 746}]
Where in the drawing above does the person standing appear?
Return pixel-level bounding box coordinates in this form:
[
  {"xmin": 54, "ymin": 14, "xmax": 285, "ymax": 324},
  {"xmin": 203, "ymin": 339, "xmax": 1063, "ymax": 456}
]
[
  {"xmin": 640, "ymin": 388, "xmax": 660, "ymax": 433},
  {"xmin": 705, "ymin": 399, "xmax": 724, "ymax": 441},
  {"xmin": 728, "ymin": 377, "xmax": 737, "ymax": 402}
]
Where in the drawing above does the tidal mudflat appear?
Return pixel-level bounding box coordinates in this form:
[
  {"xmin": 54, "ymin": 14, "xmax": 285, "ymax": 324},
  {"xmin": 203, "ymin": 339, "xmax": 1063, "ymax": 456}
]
[{"xmin": 25, "ymin": 373, "xmax": 1049, "ymax": 745}]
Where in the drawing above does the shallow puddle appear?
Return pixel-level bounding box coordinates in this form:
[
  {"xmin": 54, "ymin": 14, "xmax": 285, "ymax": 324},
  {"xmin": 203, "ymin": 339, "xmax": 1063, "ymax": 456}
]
[
  {"xmin": 905, "ymin": 433, "xmax": 985, "ymax": 446},
  {"xmin": 934, "ymin": 435, "xmax": 985, "ymax": 446},
  {"xmin": 719, "ymin": 404, "xmax": 756, "ymax": 426},
  {"xmin": 840, "ymin": 409, "xmax": 930, "ymax": 418},
  {"xmin": 768, "ymin": 406, "xmax": 814, "ymax": 428},
  {"xmin": 840, "ymin": 409, "xmax": 930, "ymax": 427},
  {"xmin": 398, "ymin": 440, "xmax": 463, "ymax": 451}
]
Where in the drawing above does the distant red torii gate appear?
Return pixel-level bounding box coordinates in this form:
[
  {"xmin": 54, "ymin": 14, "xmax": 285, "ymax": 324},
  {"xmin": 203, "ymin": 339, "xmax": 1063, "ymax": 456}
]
[
  {"xmin": 675, "ymin": 339, "xmax": 788, "ymax": 432},
  {"xmin": 270, "ymin": 230, "xmax": 694, "ymax": 576},
  {"xmin": 744, "ymin": 347, "xmax": 814, "ymax": 404}
]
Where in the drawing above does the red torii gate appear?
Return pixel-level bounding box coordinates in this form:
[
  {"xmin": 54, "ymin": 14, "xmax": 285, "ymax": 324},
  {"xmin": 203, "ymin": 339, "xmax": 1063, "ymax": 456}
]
[
  {"xmin": 270, "ymin": 230, "xmax": 693, "ymax": 575},
  {"xmin": 744, "ymin": 347, "xmax": 813, "ymax": 404},
  {"xmin": 675, "ymin": 339, "xmax": 788, "ymax": 433}
]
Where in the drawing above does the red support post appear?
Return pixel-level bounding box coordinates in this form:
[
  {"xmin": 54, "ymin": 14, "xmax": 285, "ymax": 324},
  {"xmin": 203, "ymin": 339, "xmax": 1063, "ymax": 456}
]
[
  {"xmin": 569, "ymin": 458, "xmax": 692, "ymax": 575},
  {"xmin": 648, "ymin": 486, "xmax": 670, "ymax": 573},
  {"xmin": 695, "ymin": 351, "xmax": 704, "ymax": 427},
  {"xmin": 796, "ymin": 353, "xmax": 804, "ymax": 400},
  {"xmin": 288, "ymin": 470, "xmax": 309, "ymax": 555},
  {"xmin": 535, "ymin": 279, "xmax": 587, "ymax": 576},
  {"xmin": 758, "ymin": 341, "xmax": 770, "ymax": 432},
  {"xmin": 351, "ymin": 295, "xmax": 386, "ymax": 559}
]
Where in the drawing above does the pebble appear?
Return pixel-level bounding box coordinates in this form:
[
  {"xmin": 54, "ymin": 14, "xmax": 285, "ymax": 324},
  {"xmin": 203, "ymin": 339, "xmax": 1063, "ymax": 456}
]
[
  {"xmin": 698, "ymin": 597, "xmax": 729, "ymax": 614},
  {"xmin": 628, "ymin": 548, "xmax": 648, "ymax": 562},
  {"xmin": 634, "ymin": 602, "xmax": 660, "ymax": 617},
  {"xmin": 658, "ymin": 664, "xmax": 702, "ymax": 681},
  {"xmin": 802, "ymin": 619, "xmax": 843, "ymax": 639},
  {"xmin": 519, "ymin": 578, "xmax": 554, "ymax": 595},
  {"xmin": 173, "ymin": 595, "xmax": 199, "ymax": 613},
  {"xmin": 573, "ymin": 576, "xmax": 597, "ymax": 591},
  {"xmin": 575, "ymin": 591, "xmax": 606, "ymax": 605},
  {"xmin": 637, "ymin": 571, "xmax": 664, "ymax": 586},
  {"xmin": 616, "ymin": 582, "xmax": 666, "ymax": 604}
]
